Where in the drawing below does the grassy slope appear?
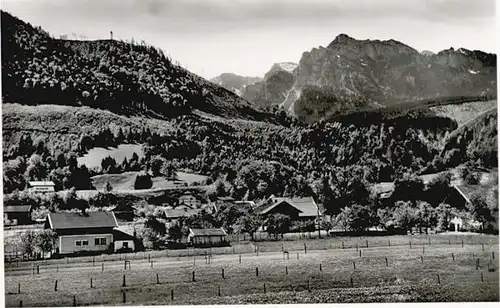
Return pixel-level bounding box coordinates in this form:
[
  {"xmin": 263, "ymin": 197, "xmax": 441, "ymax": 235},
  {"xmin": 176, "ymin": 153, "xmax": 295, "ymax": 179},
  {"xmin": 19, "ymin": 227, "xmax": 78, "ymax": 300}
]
[
  {"xmin": 4, "ymin": 234, "xmax": 498, "ymax": 306},
  {"xmin": 2, "ymin": 103, "xmax": 175, "ymax": 156},
  {"xmin": 91, "ymin": 171, "xmax": 207, "ymax": 191},
  {"xmin": 430, "ymin": 100, "xmax": 497, "ymax": 126}
]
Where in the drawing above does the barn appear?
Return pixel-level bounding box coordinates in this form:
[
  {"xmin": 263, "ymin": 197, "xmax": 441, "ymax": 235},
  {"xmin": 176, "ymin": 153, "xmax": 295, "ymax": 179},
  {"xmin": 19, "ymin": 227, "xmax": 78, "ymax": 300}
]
[
  {"xmin": 256, "ymin": 196, "xmax": 321, "ymax": 221},
  {"xmin": 187, "ymin": 228, "xmax": 229, "ymax": 247},
  {"xmin": 4, "ymin": 205, "xmax": 32, "ymax": 225}
]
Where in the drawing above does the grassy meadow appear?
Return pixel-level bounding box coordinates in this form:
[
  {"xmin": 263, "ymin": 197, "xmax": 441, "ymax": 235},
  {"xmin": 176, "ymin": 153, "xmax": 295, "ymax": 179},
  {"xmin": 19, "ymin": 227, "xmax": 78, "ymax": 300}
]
[{"xmin": 4, "ymin": 233, "xmax": 498, "ymax": 306}]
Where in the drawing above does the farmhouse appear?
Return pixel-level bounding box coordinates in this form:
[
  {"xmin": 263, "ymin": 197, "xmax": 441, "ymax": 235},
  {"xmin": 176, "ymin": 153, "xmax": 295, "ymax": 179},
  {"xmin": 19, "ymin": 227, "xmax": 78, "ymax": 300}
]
[
  {"xmin": 109, "ymin": 203, "xmax": 134, "ymax": 222},
  {"xmin": 45, "ymin": 211, "xmax": 119, "ymax": 255},
  {"xmin": 255, "ymin": 196, "xmax": 322, "ymax": 221},
  {"xmin": 178, "ymin": 192, "xmax": 201, "ymax": 207},
  {"xmin": 4, "ymin": 205, "xmax": 32, "ymax": 225},
  {"xmin": 28, "ymin": 181, "xmax": 55, "ymax": 193},
  {"xmin": 187, "ymin": 228, "xmax": 229, "ymax": 247}
]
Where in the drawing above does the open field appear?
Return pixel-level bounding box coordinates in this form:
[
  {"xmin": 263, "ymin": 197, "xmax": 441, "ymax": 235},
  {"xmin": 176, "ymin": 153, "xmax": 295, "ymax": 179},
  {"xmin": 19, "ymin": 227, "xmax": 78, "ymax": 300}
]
[
  {"xmin": 91, "ymin": 171, "xmax": 208, "ymax": 191},
  {"xmin": 4, "ymin": 234, "xmax": 498, "ymax": 306},
  {"xmin": 77, "ymin": 144, "xmax": 144, "ymax": 169}
]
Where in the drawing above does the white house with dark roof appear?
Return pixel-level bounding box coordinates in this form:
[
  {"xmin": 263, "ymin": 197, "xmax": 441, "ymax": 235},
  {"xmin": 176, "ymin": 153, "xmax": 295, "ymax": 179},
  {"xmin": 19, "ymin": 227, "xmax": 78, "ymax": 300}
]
[{"xmin": 45, "ymin": 211, "xmax": 119, "ymax": 254}]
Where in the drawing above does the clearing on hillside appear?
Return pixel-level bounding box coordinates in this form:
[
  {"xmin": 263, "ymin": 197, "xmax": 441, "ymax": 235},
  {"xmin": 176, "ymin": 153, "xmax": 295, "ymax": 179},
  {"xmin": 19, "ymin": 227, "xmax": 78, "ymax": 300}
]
[
  {"xmin": 77, "ymin": 144, "xmax": 144, "ymax": 169},
  {"xmin": 430, "ymin": 100, "xmax": 497, "ymax": 126}
]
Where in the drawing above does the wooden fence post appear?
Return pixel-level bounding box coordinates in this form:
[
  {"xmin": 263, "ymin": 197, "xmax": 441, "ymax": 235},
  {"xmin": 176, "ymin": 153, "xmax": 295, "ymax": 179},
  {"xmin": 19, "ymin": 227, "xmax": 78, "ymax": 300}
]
[
  {"xmin": 297, "ymin": 253, "xmax": 299, "ymax": 260},
  {"xmin": 385, "ymin": 257, "xmax": 388, "ymax": 267},
  {"xmin": 151, "ymin": 260, "xmax": 154, "ymax": 268},
  {"xmin": 409, "ymin": 241, "xmax": 412, "ymax": 249},
  {"xmin": 366, "ymin": 239, "xmax": 368, "ymax": 248},
  {"xmin": 18, "ymin": 282, "xmax": 20, "ymax": 294},
  {"xmin": 221, "ymin": 268, "xmax": 225, "ymax": 279},
  {"xmin": 493, "ymin": 251, "xmax": 495, "ymax": 259},
  {"xmin": 93, "ymin": 256, "xmax": 95, "ymax": 266},
  {"xmin": 54, "ymin": 280, "xmax": 58, "ymax": 292},
  {"xmin": 37, "ymin": 265, "xmax": 39, "ymax": 274},
  {"xmin": 90, "ymin": 278, "xmax": 93, "ymax": 288},
  {"xmin": 256, "ymin": 267, "xmax": 259, "ymax": 277},
  {"xmin": 156, "ymin": 273, "xmax": 160, "ymax": 284},
  {"xmin": 350, "ymin": 276, "xmax": 353, "ymax": 287},
  {"xmin": 452, "ymin": 253, "xmax": 455, "ymax": 261},
  {"xmin": 482, "ymin": 243, "xmax": 484, "ymax": 252},
  {"xmin": 319, "ymin": 263, "xmax": 322, "ymax": 271},
  {"xmin": 73, "ymin": 295, "xmax": 76, "ymax": 307},
  {"xmin": 171, "ymin": 290, "xmax": 174, "ymax": 301},
  {"xmin": 192, "ymin": 271, "xmax": 195, "ymax": 282},
  {"xmin": 218, "ymin": 286, "xmax": 221, "ymax": 296},
  {"xmin": 422, "ymin": 246, "xmax": 425, "ymax": 254},
  {"xmin": 421, "ymin": 256, "xmax": 423, "ymax": 263},
  {"xmin": 102, "ymin": 262, "xmax": 104, "ymax": 272},
  {"xmin": 263, "ymin": 283, "xmax": 266, "ymax": 294},
  {"xmin": 356, "ymin": 244, "xmax": 358, "ymax": 251},
  {"xmin": 353, "ymin": 261, "xmax": 356, "ymax": 269},
  {"xmin": 462, "ymin": 240, "xmax": 464, "ymax": 247},
  {"xmin": 239, "ymin": 254, "xmax": 241, "ymax": 263},
  {"xmin": 19, "ymin": 300, "xmax": 22, "ymax": 308},
  {"xmin": 359, "ymin": 250, "xmax": 361, "ymax": 257},
  {"xmin": 304, "ymin": 243, "xmax": 307, "ymax": 254},
  {"xmin": 388, "ymin": 239, "xmax": 390, "ymax": 247},
  {"xmin": 307, "ymin": 279, "xmax": 310, "ymax": 292},
  {"xmin": 285, "ymin": 266, "xmax": 288, "ymax": 275},
  {"xmin": 342, "ymin": 241, "xmax": 344, "ymax": 249},
  {"xmin": 122, "ymin": 274, "xmax": 126, "ymax": 287},
  {"xmin": 124, "ymin": 260, "xmax": 127, "ymax": 270},
  {"xmin": 122, "ymin": 290, "xmax": 126, "ymax": 303},
  {"xmin": 437, "ymin": 274, "xmax": 440, "ymax": 284}
]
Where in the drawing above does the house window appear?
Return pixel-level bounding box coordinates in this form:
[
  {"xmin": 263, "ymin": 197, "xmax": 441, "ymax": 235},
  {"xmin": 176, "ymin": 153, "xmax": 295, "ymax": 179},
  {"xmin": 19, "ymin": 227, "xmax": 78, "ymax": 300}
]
[
  {"xmin": 82, "ymin": 240, "xmax": 89, "ymax": 246},
  {"xmin": 95, "ymin": 238, "xmax": 107, "ymax": 245},
  {"xmin": 75, "ymin": 240, "xmax": 82, "ymax": 247},
  {"xmin": 123, "ymin": 242, "xmax": 129, "ymax": 248}
]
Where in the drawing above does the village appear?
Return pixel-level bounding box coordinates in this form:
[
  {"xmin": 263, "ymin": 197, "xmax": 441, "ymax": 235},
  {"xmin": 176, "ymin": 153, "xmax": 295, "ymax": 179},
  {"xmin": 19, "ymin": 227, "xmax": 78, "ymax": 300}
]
[{"xmin": 3, "ymin": 167, "xmax": 496, "ymax": 260}]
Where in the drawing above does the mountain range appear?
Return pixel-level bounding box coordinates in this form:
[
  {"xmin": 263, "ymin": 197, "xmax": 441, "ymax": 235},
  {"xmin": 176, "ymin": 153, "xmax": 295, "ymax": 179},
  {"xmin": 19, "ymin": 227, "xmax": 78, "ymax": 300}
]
[{"xmin": 217, "ymin": 34, "xmax": 496, "ymax": 122}]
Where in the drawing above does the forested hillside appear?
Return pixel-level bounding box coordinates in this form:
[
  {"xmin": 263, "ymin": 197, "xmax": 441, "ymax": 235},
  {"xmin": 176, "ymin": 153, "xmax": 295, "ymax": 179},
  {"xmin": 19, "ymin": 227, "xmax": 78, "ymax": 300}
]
[
  {"xmin": 1, "ymin": 11, "xmax": 272, "ymax": 120},
  {"xmin": 2, "ymin": 11, "xmax": 497, "ymax": 225}
]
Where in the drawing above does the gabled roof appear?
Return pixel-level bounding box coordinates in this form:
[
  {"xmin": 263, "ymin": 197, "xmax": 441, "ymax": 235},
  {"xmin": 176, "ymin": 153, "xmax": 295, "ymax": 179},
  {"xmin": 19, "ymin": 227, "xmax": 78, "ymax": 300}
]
[
  {"xmin": 256, "ymin": 197, "xmax": 319, "ymax": 217},
  {"xmin": 217, "ymin": 196, "xmax": 235, "ymax": 202},
  {"xmin": 189, "ymin": 228, "xmax": 227, "ymax": 236},
  {"xmin": 4, "ymin": 205, "xmax": 32, "ymax": 213},
  {"xmin": 165, "ymin": 208, "xmax": 200, "ymax": 219},
  {"xmin": 28, "ymin": 181, "xmax": 55, "ymax": 186},
  {"xmin": 113, "ymin": 229, "xmax": 136, "ymax": 241},
  {"xmin": 47, "ymin": 211, "xmax": 118, "ymax": 230}
]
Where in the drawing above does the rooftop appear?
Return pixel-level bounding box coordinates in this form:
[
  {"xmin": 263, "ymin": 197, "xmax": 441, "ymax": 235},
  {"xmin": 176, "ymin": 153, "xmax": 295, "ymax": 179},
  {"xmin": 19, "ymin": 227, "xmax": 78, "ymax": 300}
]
[
  {"xmin": 256, "ymin": 196, "xmax": 319, "ymax": 217},
  {"xmin": 165, "ymin": 208, "xmax": 201, "ymax": 219},
  {"xmin": 4, "ymin": 205, "xmax": 32, "ymax": 213},
  {"xmin": 189, "ymin": 228, "xmax": 227, "ymax": 236},
  {"xmin": 28, "ymin": 181, "xmax": 55, "ymax": 186},
  {"xmin": 47, "ymin": 211, "xmax": 118, "ymax": 230}
]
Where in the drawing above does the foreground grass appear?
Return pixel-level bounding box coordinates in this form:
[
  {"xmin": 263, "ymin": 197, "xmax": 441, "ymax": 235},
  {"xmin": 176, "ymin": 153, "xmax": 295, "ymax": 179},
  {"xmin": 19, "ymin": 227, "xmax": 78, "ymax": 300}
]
[{"xmin": 4, "ymin": 234, "xmax": 499, "ymax": 306}]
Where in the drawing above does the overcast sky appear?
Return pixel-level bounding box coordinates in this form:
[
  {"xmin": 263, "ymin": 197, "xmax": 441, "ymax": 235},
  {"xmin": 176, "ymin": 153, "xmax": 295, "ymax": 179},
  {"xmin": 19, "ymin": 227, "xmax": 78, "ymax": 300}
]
[{"xmin": 2, "ymin": 0, "xmax": 497, "ymax": 79}]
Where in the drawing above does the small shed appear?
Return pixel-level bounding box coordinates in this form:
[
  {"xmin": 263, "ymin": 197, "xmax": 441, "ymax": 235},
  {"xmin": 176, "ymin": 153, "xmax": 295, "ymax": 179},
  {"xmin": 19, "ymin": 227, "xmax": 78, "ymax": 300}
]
[
  {"xmin": 187, "ymin": 228, "xmax": 229, "ymax": 247},
  {"xmin": 28, "ymin": 181, "xmax": 55, "ymax": 193},
  {"xmin": 113, "ymin": 229, "xmax": 136, "ymax": 252},
  {"xmin": 4, "ymin": 205, "xmax": 32, "ymax": 225}
]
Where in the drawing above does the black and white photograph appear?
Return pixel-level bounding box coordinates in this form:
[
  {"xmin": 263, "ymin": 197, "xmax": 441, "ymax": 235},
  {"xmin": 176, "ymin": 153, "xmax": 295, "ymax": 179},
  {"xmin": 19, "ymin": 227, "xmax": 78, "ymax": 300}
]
[{"xmin": 1, "ymin": 0, "xmax": 499, "ymax": 306}]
